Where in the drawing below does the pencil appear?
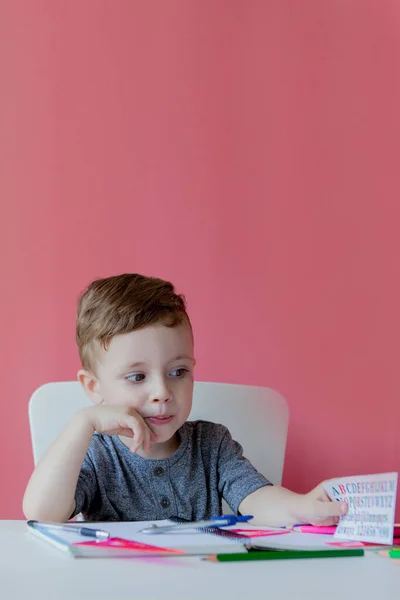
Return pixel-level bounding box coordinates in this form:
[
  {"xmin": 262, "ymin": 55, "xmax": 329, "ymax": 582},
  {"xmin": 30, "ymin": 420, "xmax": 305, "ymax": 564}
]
[{"xmin": 204, "ymin": 549, "xmax": 364, "ymax": 562}]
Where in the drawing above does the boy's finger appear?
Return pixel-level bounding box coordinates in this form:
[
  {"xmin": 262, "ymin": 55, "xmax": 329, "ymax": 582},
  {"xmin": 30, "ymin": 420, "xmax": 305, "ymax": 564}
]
[
  {"xmin": 118, "ymin": 428, "xmax": 134, "ymax": 438},
  {"xmin": 315, "ymin": 500, "xmax": 347, "ymax": 519},
  {"xmin": 130, "ymin": 435, "xmax": 143, "ymax": 453},
  {"xmin": 143, "ymin": 420, "xmax": 158, "ymax": 442},
  {"xmin": 143, "ymin": 426, "xmax": 151, "ymax": 453},
  {"xmin": 140, "ymin": 419, "xmax": 154, "ymax": 451},
  {"xmin": 125, "ymin": 417, "xmax": 144, "ymax": 453}
]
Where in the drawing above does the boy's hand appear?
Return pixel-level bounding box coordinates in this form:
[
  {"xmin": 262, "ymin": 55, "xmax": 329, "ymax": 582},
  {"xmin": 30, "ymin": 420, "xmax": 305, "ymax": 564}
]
[
  {"xmin": 82, "ymin": 405, "xmax": 156, "ymax": 453},
  {"xmin": 295, "ymin": 483, "xmax": 348, "ymax": 526},
  {"xmin": 239, "ymin": 482, "xmax": 348, "ymax": 528}
]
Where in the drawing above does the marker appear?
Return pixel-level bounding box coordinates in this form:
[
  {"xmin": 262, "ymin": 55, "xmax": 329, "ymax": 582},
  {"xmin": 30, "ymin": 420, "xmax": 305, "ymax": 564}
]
[
  {"xmin": 293, "ymin": 525, "xmax": 336, "ymax": 535},
  {"xmin": 27, "ymin": 520, "xmax": 110, "ymax": 540},
  {"xmin": 204, "ymin": 548, "xmax": 365, "ymax": 562}
]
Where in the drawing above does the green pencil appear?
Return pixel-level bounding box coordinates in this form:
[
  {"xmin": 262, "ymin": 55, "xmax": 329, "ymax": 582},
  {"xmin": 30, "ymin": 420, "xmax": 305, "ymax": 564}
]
[{"xmin": 204, "ymin": 549, "xmax": 364, "ymax": 562}]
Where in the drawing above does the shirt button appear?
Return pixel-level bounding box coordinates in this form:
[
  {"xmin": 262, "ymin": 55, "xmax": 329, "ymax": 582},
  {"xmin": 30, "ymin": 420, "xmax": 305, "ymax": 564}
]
[
  {"xmin": 160, "ymin": 497, "xmax": 170, "ymax": 509},
  {"xmin": 153, "ymin": 467, "xmax": 165, "ymax": 477}
]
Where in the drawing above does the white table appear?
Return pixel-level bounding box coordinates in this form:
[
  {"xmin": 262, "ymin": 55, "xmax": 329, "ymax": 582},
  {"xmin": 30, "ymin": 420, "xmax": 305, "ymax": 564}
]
[{"xmin": 1, "ymin": 521, "xmax": 398, "ymax": 600}]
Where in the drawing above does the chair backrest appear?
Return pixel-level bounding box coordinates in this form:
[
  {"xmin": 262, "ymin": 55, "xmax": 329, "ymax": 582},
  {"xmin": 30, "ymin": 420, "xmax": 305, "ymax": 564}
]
[{"xmin": 28, "ymin": 381, "xmax": 289, "ymax": 485}]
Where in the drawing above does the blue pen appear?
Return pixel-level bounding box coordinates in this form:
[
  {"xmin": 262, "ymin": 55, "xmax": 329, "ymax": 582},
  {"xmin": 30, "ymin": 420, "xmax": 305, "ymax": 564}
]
[
  {"xmin": 27, "ymin": 520, "xmax": 110, "ymax": 540},
  {"xmin": 139, "ymin": 515, "xmax": 254, "ymax": 534}
]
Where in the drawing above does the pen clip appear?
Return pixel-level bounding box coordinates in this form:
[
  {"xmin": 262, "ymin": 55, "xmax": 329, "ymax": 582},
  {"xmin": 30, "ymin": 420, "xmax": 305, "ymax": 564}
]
[
  {"xmin": 210, "ymin": 515, "xmax": 253, "ymax": 527},
  {"xmin": 235, "ymin": 515, "xmax": 253, "ymax": 524},
  {"xmin": 210, "ymin": 515, "xmax": 237, "ymax": 526}
]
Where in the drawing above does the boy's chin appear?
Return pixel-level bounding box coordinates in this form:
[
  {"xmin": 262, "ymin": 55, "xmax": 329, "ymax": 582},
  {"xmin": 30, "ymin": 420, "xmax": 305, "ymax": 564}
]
[
  {"xmin": 152, "ymin": 430, "xmax": 175, "ymax": 443},
  {"xmin": 151, "ymin": 431, "xmax": 180, "ymax": 452}
]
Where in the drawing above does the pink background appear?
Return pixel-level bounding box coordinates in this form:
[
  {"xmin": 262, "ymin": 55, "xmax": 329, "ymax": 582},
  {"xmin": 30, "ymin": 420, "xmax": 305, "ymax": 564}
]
[{"xmin": 1, "ymin": 1, "xmax": 399, "ymax": 519}]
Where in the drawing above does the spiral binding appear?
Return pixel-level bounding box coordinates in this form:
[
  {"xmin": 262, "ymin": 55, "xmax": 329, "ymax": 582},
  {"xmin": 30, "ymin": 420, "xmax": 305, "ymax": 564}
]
[{"xmin": 168, "ymin": 516, "xmax": 248, "ymax": 541}]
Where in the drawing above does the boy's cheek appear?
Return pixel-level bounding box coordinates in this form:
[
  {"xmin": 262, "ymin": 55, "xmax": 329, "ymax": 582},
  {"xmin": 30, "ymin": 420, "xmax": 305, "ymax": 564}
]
[{"xmin": 100, "ymin": 390, "xmax": 144, "ymax": 409}]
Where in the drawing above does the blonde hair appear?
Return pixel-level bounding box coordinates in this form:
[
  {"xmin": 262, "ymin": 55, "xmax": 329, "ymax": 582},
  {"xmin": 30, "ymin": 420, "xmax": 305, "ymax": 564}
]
[{"xmin": 76, "ymin": 273, "xmax": 190, "ymax": 371}]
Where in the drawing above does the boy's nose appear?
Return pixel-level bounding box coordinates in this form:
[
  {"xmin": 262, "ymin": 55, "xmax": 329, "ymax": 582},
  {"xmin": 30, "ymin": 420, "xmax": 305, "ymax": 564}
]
[
  {"xmin": 149, "ymin": 379, "xmax": 172, "ymax": 403},
  {"xmin": 151, "ymin": 396, "xmax": 170, "ymax": 403}
]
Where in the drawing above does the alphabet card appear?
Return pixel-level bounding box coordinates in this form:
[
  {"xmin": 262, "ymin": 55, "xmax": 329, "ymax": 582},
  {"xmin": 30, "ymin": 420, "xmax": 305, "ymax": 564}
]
[{"xmin": 323, "ymin": 472, "xmax": 398, "ymax": 545}]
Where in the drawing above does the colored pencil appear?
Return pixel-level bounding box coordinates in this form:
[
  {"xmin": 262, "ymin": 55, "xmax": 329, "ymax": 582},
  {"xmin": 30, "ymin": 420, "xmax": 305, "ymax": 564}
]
[{"xmin": 204, "ymin": 549, "xmax": 364, "ymax": 562}]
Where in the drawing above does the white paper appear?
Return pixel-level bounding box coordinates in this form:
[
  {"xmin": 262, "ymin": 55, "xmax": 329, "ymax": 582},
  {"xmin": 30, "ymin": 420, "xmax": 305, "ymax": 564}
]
[
  {"xmin": 96, "ymin": 520, "xmax": 246, "ymax": 553},
  {"xmin": 323, "ymin": 472, "xmax": 398, "ymax": 545}
]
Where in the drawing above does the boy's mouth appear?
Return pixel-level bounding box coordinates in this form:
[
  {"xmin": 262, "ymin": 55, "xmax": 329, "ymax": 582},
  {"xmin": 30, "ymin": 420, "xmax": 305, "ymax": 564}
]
[{"xmin": 146, "ymin": 415, "xmax": 174, "ymax": 426}]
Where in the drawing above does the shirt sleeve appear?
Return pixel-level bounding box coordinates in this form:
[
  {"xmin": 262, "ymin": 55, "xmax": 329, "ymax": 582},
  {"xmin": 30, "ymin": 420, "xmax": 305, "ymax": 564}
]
[
  {"xmin": 217, "ymin": 425, "xmax": 272, "ymax": 514},
  {"xmin": 71, "ymin": 448, "xmax": 99, "ymax": 518}
]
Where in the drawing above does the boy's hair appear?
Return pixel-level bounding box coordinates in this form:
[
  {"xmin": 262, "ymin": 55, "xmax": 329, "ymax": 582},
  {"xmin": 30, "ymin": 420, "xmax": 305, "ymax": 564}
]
[{"xmin": 76, "ymin": 273, "xmax": 191, "ymax": 371}]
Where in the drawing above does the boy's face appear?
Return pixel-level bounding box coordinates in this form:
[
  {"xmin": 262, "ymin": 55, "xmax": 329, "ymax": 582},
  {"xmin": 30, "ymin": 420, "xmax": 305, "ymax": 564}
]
[{"xmin": 82, "ymin": 323, "xmax": 195, "ymax": 458}]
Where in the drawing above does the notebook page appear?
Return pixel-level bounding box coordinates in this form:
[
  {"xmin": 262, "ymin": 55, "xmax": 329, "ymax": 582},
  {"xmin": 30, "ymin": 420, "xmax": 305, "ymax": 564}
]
[{"xmin": 90, "ymin": 520, "xmax": 247, "ymax": 554}]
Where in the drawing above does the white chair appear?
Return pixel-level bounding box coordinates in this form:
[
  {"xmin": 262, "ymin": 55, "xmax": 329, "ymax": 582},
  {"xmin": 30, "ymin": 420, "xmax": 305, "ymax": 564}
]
[{"xmin": 28, "ymin": 381, "xmax": 289, "ymax": 487}]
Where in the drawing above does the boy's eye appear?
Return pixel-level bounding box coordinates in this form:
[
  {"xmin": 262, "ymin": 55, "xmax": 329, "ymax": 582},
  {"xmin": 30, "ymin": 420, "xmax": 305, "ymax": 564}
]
[
  {"xmin": 170, "ymin": 368, "xmax": 188, "ymax": 378},
  {"xmin": 127, "ymin": 373, "xmax": 145, "ymax": 382}
]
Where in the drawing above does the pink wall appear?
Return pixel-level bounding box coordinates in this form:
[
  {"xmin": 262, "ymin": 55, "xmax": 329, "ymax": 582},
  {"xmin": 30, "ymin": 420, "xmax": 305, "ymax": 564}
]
[{"xmin": 1, "ymin": 1, "xmax": 400, "ymax": 519}]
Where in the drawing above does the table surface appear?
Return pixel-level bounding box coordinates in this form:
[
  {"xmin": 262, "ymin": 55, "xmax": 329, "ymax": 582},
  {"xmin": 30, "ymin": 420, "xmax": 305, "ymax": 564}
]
[{"xmin": 1, "ymin": 521, "xmax": 399, "ymax": 600}]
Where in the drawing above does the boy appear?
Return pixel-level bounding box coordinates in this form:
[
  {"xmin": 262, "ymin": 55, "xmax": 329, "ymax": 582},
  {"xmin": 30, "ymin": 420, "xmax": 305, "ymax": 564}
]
[{"xmin": 23, "ymin": 273, "xmax": 346, "ymax": 526}]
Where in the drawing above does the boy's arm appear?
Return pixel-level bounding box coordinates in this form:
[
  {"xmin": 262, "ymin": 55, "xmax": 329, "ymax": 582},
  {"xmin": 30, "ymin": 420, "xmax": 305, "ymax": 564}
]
[
  {"xmin": 239, "ymin": 483, "xmax": 347, "ymax": 527},
  {"xmin": 23, "ymin": 405, "xmax": 154, "ymax": 522},
  {"xmin": 23, "ymin": 410, "xmax": 95, "ymax": 522}
]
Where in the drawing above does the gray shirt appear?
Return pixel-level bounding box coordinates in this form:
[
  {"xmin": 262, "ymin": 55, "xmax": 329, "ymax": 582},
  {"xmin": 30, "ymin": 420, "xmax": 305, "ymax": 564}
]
[{"xmin": 74, "ymin": 420, "xmax": 270, "ymax": 522}]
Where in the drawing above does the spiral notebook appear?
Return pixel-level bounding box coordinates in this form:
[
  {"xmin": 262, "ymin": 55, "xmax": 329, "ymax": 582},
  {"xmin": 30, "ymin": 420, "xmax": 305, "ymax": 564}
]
[{"xmin": 26, "ymin": 519, "xmax": 249, "ymax": 558}]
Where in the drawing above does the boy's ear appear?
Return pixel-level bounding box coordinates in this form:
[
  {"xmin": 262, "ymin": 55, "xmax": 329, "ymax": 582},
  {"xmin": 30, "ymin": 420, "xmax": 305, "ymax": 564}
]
[{"xmin": 77, "ymin": 369, "xmax": 104, "ymax": 405}]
